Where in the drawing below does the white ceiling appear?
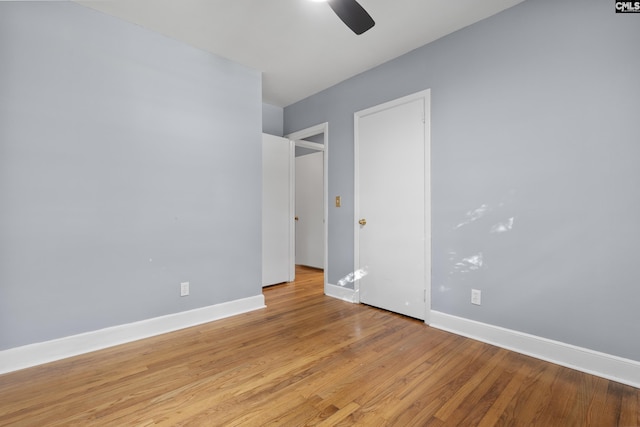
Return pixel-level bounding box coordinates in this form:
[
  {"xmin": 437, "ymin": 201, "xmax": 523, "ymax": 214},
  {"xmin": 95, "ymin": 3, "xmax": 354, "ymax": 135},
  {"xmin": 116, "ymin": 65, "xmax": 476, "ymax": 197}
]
[{"xmin": 76, "ymin": 0, "xmax": 525, "ymax": 107}]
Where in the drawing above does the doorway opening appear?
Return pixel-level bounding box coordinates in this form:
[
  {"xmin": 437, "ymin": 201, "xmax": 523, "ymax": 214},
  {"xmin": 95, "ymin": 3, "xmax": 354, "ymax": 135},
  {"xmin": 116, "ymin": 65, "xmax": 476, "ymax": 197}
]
[{"xmin": 286, "ymin": 123, "xmax": 328, "ymax": 291}]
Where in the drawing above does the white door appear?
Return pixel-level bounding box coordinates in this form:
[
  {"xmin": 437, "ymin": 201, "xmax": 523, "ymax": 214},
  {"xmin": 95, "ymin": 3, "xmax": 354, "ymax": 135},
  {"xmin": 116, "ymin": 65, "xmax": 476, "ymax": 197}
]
[
  {"xmin": 295, "ymin": 151, "xmax": 324, "ymax": 269},
  {"xmin": 262, "ymin": 134, "xmax": 294, "ymax": 286},
  {"xmin": 355, "ymin": 90, "xmax": 430, "ymax": 320}
]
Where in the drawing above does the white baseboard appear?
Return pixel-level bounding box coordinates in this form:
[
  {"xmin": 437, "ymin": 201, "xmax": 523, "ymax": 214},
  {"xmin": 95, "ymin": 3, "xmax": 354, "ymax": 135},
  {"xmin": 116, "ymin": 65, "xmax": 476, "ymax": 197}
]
[
  {"xmin": 430, "ymin": 311, "xmax": 640, "ymax": 389},
  {"xmin": 0, "ymin": 294, "xmax": 266, "ymax": 375},
  {"xmin": 325, "ymin": 283, "xmax": 358, "ymax": 303}
]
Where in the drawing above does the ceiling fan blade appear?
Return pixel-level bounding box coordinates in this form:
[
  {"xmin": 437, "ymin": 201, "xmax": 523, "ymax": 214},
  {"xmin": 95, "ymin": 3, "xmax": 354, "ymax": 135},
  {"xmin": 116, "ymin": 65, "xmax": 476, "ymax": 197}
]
[{"xmin": 327, "ymin": 0, "xmax": 375, "ymax": 35}]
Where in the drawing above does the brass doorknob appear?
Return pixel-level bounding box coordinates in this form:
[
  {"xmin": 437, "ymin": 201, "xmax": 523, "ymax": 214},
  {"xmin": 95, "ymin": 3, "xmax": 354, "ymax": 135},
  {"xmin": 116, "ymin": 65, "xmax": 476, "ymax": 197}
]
[
  {"xmin": 359, "ymin": 219, "xmax": 367, "ymax": 226},
  {"xmin": 295, "ymin": 216, "xmax": 299, "ymax": 221}
]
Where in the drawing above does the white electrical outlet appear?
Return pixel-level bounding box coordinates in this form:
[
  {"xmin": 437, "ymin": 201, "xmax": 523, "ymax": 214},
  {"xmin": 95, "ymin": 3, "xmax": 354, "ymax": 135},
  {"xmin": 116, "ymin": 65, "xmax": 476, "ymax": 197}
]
[
  {"xmin": 180, "ymin": 282, "xmax": 190, "ymax": 297},
  {"xmin": 471, "ymin": 289, "xmax": 481, "ymax": 305}
]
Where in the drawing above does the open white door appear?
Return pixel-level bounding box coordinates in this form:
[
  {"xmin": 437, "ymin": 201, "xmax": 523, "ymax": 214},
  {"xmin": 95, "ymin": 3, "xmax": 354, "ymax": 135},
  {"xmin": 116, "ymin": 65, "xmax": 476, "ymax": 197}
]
[
  {"xmin": 262, "ymin": 134, "xmax": 294, "ymax": 286},
  {"xmin": 355, "ymin": 90, "xmax": 430, "ymax": 321}
]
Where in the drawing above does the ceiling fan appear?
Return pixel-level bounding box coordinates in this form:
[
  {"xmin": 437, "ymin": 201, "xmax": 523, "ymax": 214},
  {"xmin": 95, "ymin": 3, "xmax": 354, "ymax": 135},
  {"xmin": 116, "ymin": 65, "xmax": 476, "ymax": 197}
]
[{"xmin": 323, "ymin": 0, "xmax": 375, "ymax": 35}]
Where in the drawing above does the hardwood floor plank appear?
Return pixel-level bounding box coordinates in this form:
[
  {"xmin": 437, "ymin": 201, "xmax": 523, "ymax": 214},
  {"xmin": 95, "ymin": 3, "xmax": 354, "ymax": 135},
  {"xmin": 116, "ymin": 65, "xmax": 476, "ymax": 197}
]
[
  {"xmin": 315, "ymin": 401, "xmax": 361, "ymax": 427},
  {"xmin": 476, "ymin": 354, "xmax": 535, "ymax": 427},
  {"xmin": 497, "ymin": 357, "xmax": 556, "ymax": 421},
  {"xmin": 0, "ymin": 266, "xmax": 637, "ymax": 426},
  {"xmin": 384, "ymin": 341, "xmax": 497, "ymax": 424},
  {"xmin": 433, "ymin": 348, "xmax": 510, "ymax": 421},
  {"xmin": 422, "ymin": 349, "xmax": 508, "ymax": 426},
  {"xmin": 620, "ymin": 384, "xmax": 640, "ymax": 426},
  {"xmin": 586, "ymin": 378, "xmax": 624, "ymax": 427}
]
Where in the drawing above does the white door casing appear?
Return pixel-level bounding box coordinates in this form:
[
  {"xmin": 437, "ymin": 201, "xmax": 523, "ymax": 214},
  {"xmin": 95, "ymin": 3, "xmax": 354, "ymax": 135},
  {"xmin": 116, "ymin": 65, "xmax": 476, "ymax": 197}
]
[{"xmin": 354, "ymin": 90, "xmax": 431, "ymax": 322}]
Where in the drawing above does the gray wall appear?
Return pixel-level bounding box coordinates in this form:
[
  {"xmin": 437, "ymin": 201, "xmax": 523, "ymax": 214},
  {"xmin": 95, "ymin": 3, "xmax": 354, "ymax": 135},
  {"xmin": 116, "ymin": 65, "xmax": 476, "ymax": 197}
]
[
  {"xmin": 284, "ymin": 0, "xmax": 640, "ymax": 361},
  {"xmin": 295, "ymin": 134, "xmax": 324, "ymax": 157},
  {"xmin": 262, "ymin": 103, "xmax": 283, "ymax": 136},
  {"xmin": 0, "ymin": 2, "xmax": 262, "ymax": 350}
]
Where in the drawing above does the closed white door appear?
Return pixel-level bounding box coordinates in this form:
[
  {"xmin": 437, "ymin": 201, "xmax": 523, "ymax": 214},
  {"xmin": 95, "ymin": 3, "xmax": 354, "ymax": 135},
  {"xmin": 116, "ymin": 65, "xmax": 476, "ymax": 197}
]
[
  {"xmin": 355, "ymin": 91, "xmax": 430, "ymax": 320},
  {"xmin": 295, "ymin": 151, "xmax": 324, "ymax": 269},
  {"xmin": 262, "ymin": 134, "xmax": 294, "ymax": 286}
]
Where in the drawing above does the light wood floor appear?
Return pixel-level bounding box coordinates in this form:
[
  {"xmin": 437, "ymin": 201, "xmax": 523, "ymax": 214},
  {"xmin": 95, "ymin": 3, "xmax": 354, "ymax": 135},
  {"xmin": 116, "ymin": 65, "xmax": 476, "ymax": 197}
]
[{"xmin": 1, "ymin": 266, "xmax": 638, "ymax": 426}]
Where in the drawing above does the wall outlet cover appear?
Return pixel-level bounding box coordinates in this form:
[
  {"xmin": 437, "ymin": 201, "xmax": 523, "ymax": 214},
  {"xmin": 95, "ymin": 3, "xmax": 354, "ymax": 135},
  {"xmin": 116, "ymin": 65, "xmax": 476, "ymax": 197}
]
[
  {"xmin": 180, "ymin": 282, "xmax": 190, "ymax": 297},
  {"xmin": 471, "ymin": 289, "xmax": 481, "ymax": 305}
]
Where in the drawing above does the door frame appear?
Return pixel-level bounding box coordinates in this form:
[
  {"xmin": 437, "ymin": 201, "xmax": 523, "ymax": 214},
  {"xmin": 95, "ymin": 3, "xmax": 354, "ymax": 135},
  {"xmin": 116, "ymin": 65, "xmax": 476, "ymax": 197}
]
[
  {"xmin": 285, "ymin": 123, "xmax": 329, "ymax": 291},
  {"xmin": 354, "ymin": 90, "xmax": 431, "ymax": 324},
  {"xmin": 295, "ymin": 150, "xmax": 324, "ymax": 269}
]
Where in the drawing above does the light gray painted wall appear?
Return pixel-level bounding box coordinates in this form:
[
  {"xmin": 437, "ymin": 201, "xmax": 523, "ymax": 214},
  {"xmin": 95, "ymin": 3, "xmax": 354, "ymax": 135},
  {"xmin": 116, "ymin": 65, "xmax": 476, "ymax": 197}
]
[
  {"xmin": 295, "ymin": 146, "xmax": 321, "ymax": 157},
  {"xmin": 262, "ymin": 103, "xmax": 283, "ymax": 136},
  {"xmin": 284, "ymin": 0, "xmax": 640, "ymax": 361},
  {"xmin": 0, "ymin": 2, "xmax": 262, "ymax": 350},
  {"xmin": 295, "ymin": 134, "xmax": 324, "ymax": 157}
]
